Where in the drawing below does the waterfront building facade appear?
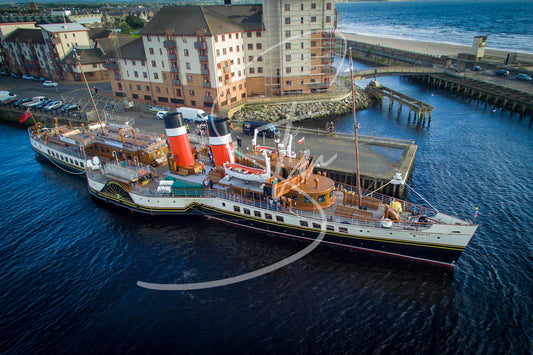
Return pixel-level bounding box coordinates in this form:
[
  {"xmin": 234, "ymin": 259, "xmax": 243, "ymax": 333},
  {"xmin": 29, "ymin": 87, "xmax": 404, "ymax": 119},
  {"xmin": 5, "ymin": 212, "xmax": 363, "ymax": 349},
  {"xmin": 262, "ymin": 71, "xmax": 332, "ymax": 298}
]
[{"xmin": 106, "ymin": 0, "xmax": 336, "ymax": 111}]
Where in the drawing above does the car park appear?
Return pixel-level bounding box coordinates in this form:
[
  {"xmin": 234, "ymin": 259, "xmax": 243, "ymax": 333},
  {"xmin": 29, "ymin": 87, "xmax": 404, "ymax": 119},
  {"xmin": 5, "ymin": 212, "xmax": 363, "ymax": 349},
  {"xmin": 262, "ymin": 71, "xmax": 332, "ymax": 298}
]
[
  {"xmin": 43, "ymin": 100, "xmax": 62, "ymax": 111},
  {"xmin": 43, "ymin": 80, "xmax": 58, "ymax": 87},
  {"xmin": 495, "ymin": 69, "xmax": 510, "ymax": 77},
  {"xmin": 516, "ymin": 73, "xmax": 532, "ymax": 81}
]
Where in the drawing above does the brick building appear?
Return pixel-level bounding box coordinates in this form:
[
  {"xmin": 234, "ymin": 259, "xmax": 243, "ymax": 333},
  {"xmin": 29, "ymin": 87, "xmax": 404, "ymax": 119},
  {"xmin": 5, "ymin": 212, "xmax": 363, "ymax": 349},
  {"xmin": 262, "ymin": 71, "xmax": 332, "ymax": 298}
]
[{"xmin": 106, "ymin": 0, "xmax": 336, "ymax": 111}]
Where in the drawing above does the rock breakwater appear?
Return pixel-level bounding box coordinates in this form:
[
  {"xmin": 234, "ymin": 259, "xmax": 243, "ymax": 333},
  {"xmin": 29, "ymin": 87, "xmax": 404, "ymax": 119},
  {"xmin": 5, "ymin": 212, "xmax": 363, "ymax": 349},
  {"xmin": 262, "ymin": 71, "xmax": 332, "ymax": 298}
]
[{"xmin": 231, "ymin": 88, "xmax": 371, "ymax": 122}]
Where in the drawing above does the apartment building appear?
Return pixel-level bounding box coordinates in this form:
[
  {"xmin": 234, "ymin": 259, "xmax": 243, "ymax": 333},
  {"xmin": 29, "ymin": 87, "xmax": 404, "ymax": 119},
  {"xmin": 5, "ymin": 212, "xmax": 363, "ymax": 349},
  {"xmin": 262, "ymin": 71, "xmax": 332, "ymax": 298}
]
[
  {"xmin": 1, "ymin": 22, "xmax": 108, "ymax": 81},
  {"xmin": 106, "ymin": 0, "xmax": 336, "ymax": 111}
]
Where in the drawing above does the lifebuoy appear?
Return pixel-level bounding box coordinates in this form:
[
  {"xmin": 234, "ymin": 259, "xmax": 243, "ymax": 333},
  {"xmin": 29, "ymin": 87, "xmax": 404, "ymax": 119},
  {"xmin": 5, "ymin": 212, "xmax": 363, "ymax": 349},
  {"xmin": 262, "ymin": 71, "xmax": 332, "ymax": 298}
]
[
  {"xmin": 201, "ymin": 143, "xmax": 206, "ymax": 149},
  {"xmin": 139, "ymin": 169, "xmax": 146, "ymax": 175}
]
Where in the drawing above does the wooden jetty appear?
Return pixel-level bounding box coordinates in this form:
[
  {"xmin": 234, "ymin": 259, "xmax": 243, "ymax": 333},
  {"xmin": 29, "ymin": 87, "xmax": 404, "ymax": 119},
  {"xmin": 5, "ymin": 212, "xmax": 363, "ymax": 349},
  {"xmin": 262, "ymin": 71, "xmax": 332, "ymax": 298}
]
[
  {"xmin": 365, "ymin": 82, "xmax": 433, "ymax": 127},
  {"xmin": 411, "ymin": 74, "xmax": 533, "ymax": 122}
]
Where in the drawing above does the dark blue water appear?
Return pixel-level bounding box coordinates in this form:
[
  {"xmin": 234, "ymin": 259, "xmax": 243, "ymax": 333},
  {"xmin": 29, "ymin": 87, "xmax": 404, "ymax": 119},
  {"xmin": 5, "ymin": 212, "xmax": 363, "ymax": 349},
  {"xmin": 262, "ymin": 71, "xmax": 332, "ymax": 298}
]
[
  {"xmin": 337, "ymin": 0, "xmax": 533, "ymax": 54},
  {"xmin": 2, "ymin": 71, "xmax": 532, "ymax": 352}
]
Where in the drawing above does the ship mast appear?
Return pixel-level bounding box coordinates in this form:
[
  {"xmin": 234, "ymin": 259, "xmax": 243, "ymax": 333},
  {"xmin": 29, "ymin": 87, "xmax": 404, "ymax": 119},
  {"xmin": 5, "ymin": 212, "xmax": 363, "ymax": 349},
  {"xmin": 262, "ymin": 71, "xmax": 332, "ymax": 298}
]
[
  {"xmin": 73, "ymin": 47, "xmax": 105, "ymax": 134},
  {"xmin": 349, "ymin": 49, "xmax": 362, "ymax": 207}
]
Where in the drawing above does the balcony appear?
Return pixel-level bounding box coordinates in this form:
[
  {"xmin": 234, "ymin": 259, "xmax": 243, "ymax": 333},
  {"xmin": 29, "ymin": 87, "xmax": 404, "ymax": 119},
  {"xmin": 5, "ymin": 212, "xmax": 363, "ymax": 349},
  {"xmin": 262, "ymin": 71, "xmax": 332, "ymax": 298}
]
[
  {"xmin": 199, "ymin": 55, "xmax": 208, "ymax": 62},
  {"xmin": 194, "ymin": 41, "xmax": 207, "ymax": 49},
  {"xmin": 104, "ymin": 62, "xmax": 118, "ymax": 69},
  {"xmin": 171, "ymin": 67, "xmax": 178, "ymax": 73},
  {"xmin": 202, "ymin": 82, "xmax": 211, "ymax": 88},
  {"xmin": 169, "ymin": 54, "xmax": 177, "ymax": 60},
  {"xmin": 201, "ymin": 69, "xmax": 209, "ymax": 75},
  {"xmin": 163, "ymin": 40, "xmax": 176, "ymax": 48},
  {"xmin": 204, "ymin": 96, "xmax": 213, "ymax": 102},
  {"xmin": 173, "ymin": 79, "xmax": 181, "ymax": 86}
]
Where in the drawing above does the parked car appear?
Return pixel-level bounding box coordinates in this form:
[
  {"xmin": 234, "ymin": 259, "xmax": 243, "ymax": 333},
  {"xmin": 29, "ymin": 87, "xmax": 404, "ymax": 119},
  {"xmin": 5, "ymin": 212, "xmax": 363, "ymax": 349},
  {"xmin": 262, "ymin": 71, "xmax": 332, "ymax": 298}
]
[
  {"xmin": 34, "ymin": 99, "xmax": 53, "ymax": 109},
  {"xmin": 516, "ymin": 73, "xmax": 532, "ymax": 81},
  {"xmin": 156, "ymin": 110, "xmax": 168, "ymax": 120},
  {"xmin": 1, "ymin": 71, "xmax": 9, "ymax": 76},
  {"xmin": 473, "ymin": 66, "xmax": 482, "ymax": 71},
  {"xmin": 43, "ymin": 100, "xmax": 62, "ymax": 111},
  {"xmin": 10, "ymin": 73, "xmax": 21, "ymax": 78},
  {"xmin": 22, "ymin": 74, "xmax": 32, "ymax": 80},
  {"xmin": 30, "ymin": 76, "xmax": 40, "ymax": 82},
  {"xmin": 64, "ymin": 104, "xmax": 80, "ymax": 112},
  {"xmin": 14, "ymin": 98, "xmax": 31, "ymax": 106},
  {"xmin": 22, "ymin": 96, "xmax": 47, "ymax": 107},
  {"xmin": 60, "ymin": 103, "xmax": 71, "ymax": 111},
  {"xmin": 39, "ymin": 77, "xmax": 48, "ymax": 82},
  {"xmin": 43, "ymin": 80, "xmax": 58, "ymax": 87},
  {"xmin": 3, "ymin": 96, "xmax": 19, "ymax": 105},
  {"xmin": 495, "ymin": 69, "xmax": 510, "ymax": 77}
]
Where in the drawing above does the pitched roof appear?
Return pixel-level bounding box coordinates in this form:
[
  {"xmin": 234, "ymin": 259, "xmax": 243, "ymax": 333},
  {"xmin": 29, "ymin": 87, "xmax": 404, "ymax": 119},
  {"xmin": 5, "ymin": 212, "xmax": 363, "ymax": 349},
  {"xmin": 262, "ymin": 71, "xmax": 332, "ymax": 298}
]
[
  {"xmin": 62, "ymin": 48, "xmax": 105, "ymax": 65},
  {"xmin": 97, "ymin": 34, "xmax": 139, "ymax": 56},
  {"xmin": 141, "ymin": 5, "xmax": 260, "ymax": 36},
  {"xmin": 4, "ymin": 28, "xmax": 44, "ymax": 44},
  {"xmin": 119, "ymin": 37, "xmax": 145, "ymax": 59},
  {"xmin": 88, "ymin": 28, "xmax": 113, "ymax": 40},
  {"xmin": 209, "ymin": 5, "xmax": 263, "ymax": 31}
]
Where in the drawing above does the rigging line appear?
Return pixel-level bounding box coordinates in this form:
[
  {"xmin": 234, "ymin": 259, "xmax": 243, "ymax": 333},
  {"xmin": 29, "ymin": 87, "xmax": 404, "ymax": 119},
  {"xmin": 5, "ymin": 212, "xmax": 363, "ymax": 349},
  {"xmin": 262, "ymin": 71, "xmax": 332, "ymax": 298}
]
[{"xmin": 404, "ymin": 183, "xmax": 439, "ymax": 212}]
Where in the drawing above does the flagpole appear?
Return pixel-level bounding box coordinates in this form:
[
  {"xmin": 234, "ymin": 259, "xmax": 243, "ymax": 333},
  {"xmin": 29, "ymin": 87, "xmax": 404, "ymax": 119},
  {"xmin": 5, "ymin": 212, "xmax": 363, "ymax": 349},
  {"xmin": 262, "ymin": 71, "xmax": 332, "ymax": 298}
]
[
  {"xmin": 28, "ymin": 107, "xmax": 37, "ymax": 124},
  {"xmin": 349, "ymin": 48, "xmax": 362, "ymax": 207}
]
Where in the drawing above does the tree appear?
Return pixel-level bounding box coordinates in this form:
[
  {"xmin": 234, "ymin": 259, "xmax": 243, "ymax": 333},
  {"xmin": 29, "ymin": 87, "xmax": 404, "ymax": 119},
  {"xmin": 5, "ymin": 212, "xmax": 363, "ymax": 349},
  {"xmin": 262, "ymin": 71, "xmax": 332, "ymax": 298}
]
[
  {"xmin": 120, "ymin": 22, "xmax": 132, "ymax": 35},
  {"xmin": 125, "ymin": 15, "xmax": 145, "ymax": 30}
]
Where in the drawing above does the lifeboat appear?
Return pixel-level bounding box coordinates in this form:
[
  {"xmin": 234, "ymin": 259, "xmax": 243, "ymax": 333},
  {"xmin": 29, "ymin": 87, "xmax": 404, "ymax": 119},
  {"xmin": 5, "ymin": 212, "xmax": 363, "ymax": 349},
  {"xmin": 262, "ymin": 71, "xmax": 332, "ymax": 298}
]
[{"xmin": 223, "ymin": 162, "xmax": 269, "ymax": 182}]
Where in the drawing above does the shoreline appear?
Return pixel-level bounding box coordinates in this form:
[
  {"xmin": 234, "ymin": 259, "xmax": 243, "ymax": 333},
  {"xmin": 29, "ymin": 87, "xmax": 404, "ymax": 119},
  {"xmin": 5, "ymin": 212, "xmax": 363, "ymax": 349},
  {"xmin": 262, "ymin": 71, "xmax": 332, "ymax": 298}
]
[{"xmin": 338, "ymin": 32, "xmax": 533, "ymax": 63}]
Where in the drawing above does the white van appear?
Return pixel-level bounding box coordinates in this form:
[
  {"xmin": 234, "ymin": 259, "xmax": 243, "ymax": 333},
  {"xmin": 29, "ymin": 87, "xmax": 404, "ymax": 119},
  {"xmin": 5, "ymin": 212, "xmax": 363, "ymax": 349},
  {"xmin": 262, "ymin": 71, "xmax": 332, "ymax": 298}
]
[
  {"xmin": 0, "ymin": 91, "xmax": 16, "ymax": 103},
  {"xmin": 23, "ymin": 96, "xmax": 47, "ymax": 107},
  {"xmin": 176, "ymin": 107, "xmax": 208, "ymax": 123},
  {"xmin": 156, "ymin": 110, "xmax": 168, "ymax": 120}
]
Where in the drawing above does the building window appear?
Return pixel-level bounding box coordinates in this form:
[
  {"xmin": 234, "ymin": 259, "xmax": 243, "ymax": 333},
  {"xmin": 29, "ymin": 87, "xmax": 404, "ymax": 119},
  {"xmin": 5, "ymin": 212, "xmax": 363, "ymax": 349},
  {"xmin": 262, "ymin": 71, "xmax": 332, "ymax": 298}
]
[
  {"xmin": 132, "ymin": 60, "xmax": 136, "ymax": 66},
  {"xmin": 286, "ymin": 80, "xmax": 291, "ymax": 85},
  {"xmin": 285, "ymin": 30, "xmax": 291, "ymax": 38},
  {"xmin": 248, "ymin": 44, "xmax": 253, "ymax": 50},
  {"xmin": 189, "ymin": 90, "xmax": 195, "ymax": 96},
  {"xmin": 159, "ymin": 48, "xmax": 162, "ymax": 55},
  {"xmin": 285, "ymin": 17, "xmax": 290, "ymax": 25},
  {"xmin": 249, "ymin": 67, "xmax": 255, "ymax": 74},
  {"xmin": 176, "ymin": 89, "xmax": 181, "ymax": 96},
  {"xmin": 284, "ymin": 3, "xmax": 290, "ymax": 11},
  {"xmin": 301, "ymin": 42, "xmax": 304, "ymax": 49},
  {"xmin": 229, "ymin": 47, "xmax": 233, "ymax": 52},
  {"xmin": 134, "ymin": 71, "xmax": 139, "ymax": 78},
  {"xmin": 187, "ymin": 75, "xmax": 193, "ymax": 82},
  {"xmin": 248, "ymin": 56, "xmax": 254, "ymax": 62},
  {"xmin": 236, "ymin": 33, "xmax": 239, "ymax": 39},
  {"xmin": 327, "ymin": 2, "xmax": 332, "ymax": 10},
  {"xmin": 286, "ymin": 67, "xmax": 291, "ymax": 74},
  {"xmin": 256, "ymin": 31, "xmax": 261, "ymax": 38},
  {"xmin": 156, "ymin": 87, "xmax": 161, "ymax": 93},
  {"xmin": 326, "ymin": 16, "xmax": 331, "ymax": 23},
  {"xmin": 154, "ymin": 73, "xmax": 158, "ymax": 79},
  {"xmin": 228, "ymin": 34, "xmax": 232, "ymax": 39},
  {"xmin": 143, "ymin": 72, "xmax": 147, "ymax": 78},
  {"xmin": 146, "ymin": 85, "xmax": 150, "ymax": 91},
  {"xmin": 247, "ymin": 32, "xmax": 252, "ymax": 38},
  {"xmin": 301, "ymin": 3, "xmax": 304, "ymax": 10},
  {"xmin": 257, "ymin": 56, "xmax": 262, "ymax": 62},
  {"xmin": 285, "ymin": 43, "xmax": 291, "ymax": 50},
  {"xmin": 286, "ymin": 55, "xmax": 291, "ymax": 62},
  {"xmin": 186, "ymin": 63, "xmax": 191, "ymax": 70},
  {"xmin": 147, "ymin": 35, "xmax": 151, "ymax": 41},
  {"xmin": 151, "ymin": 60, "xmax": 156, "ymax": 67},
  {"xmin": 221, "ymin": 34, "xmax": 225, "ymax": 41},
  {"xmin": 311, "ymin": 3, "xmax": 316, "ymax": 9},
  {"xmin": 184, "ymin": 49, "xmax": 189, "ymax": 56},
  {"xmin": 149, "ymin": 48, "xmax": 154, "ymax": 54},
  {"xmin": 214, "ymin": 36, "xmax": 218, "ymax": 43},
  {"xmin": 311, "ymin": 41, "xmax": 316, "ymax": 47},
  {"xmin": 301, "ymin": 17, "xmax": 304, "ymax": 24},
  {"xmin": 223, "ymin": 48, "xmax": 227, "ymax": 55},
  {"xmin": 311, "ymin": 16, "xmax": 316, "ymax": 23},
  {"xmin": 258, "ymin": 67, "xmax": 263, "ymax": 73}
]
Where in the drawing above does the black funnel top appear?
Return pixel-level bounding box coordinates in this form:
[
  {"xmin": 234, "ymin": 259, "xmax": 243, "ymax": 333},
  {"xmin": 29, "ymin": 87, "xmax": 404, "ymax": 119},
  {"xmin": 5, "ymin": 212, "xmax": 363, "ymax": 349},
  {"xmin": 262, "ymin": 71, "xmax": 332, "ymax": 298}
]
[
  {"xmin": 163, "ymin": 112, "xmax": 185, "ymax": 129},
  {"xmin": 207, "ymin": 116, "xmax": 231, "ymax": 137}
]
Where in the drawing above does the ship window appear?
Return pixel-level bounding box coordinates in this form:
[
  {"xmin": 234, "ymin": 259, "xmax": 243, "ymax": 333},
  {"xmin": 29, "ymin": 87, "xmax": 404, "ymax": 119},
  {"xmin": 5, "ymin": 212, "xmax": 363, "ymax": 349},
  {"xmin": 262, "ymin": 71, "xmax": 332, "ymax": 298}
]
[
  {"xmin": 318, "ymin": 194, "xmax": 326, "ymax": 202},
  {"xmin": 254, "ymin": 211, "xmax": 261, "ymax": 217},
  {"xmin": 312, "ymin": 223, "xmax": 321, "ymax": 229},
  {"xmin": 74, "ymin": 161, "xmax": 78, "ymax": 166},
  {"xmin": 265, "ymin": 213, "xmax": 272, "ymax": 220},
  {"xmin": 339, "ymin": 227, "xmax": 348, "ymax": 233},
  {"xmin": 326, "ymin": 225, "xmax": 334, "ymax": 231},
  {"xmin": 300, "ymin": 221, "xmax": 308, "ymax": 227},
  {"xmin": 276, "ymin": 216, "xmax": 284, "ymax": 222},
  {"xmin": 291, "ymin": 193, "xmax": 298, "ymax": 201},
  {"xmin": 69, "ymin": 158, "xmax": 73, "ymax": 164},
  {"xmin": 233, "ymin": 206, "xmax": 240, "ymax": 213},
  {"xmin": 80, "ymin": 162, "xmax": 84, "ymax": 167},
  {"xmin": 330, "ymin": 190, "xmax": 334, "ymax": 198},
  {"xmin": 47, "ymin": 149, "xmax": 50, "ymax": 154},
  {"xmin": 304, "ymin": 196, "xmax": 312, "ymax": 204},
  {"xmin": 244, "ymin": 208, "xmax": 250, "ymax": 215}
]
